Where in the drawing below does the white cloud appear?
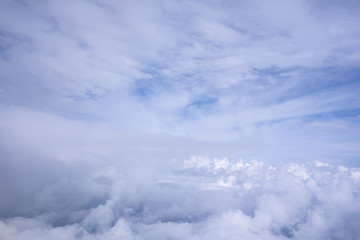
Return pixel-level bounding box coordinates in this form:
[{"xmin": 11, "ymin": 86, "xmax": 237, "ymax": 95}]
[
  {"xmin": 1, "ymin": 0, "xmax": 360, "ymax": 239},
  {"xmin": 1, "ymin": 153, "xmax": 359, "ymax": 239}
]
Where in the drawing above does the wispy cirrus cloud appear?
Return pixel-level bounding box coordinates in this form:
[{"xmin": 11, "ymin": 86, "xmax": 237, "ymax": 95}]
[
  {"xmin": 0, "ymin": 0, "xmax": 359, "ymax": 168},
  {"xmin": 1, "ymin": 0, "xmax": 360, "ymax": 238}
]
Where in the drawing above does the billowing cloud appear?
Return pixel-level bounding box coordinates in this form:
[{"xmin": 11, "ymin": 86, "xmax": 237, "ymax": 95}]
[
  {"xmin": 1, "ymin": 0, "xmax": 360, "ymax": 239},
  {"xmin": 0, "ymin": 154, "xmax": 359, "ymax": 239}
]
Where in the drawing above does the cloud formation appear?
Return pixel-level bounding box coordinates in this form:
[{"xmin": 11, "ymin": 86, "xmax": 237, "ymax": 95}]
[
  {"xmin": 1, "ymin": 0, "xmax": 359, "ymax": 163},
  {"xmin": 1, "ymin": 155, "xmax": 359, "ymax": 239},
  {"xmin": 1, "ymin": 0, "xmax": 360, "ymax": 239},
  {"xmin": 1, "ymin": 0, "xmax": 359, "ymax": 130}
]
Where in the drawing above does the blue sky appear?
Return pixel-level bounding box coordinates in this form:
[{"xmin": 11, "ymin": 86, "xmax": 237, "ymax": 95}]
[{"xmin": 1, "ymin": 0, "xmax": 360, "ymax": 166}]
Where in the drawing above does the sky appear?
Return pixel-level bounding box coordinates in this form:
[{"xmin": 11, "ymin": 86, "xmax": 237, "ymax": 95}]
[{"xmin": 0, "ymin": 0, "xmax": 360, "ymax": 239}]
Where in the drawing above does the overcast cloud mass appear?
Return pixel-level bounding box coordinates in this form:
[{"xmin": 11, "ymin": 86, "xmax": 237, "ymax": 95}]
[{"xmin": 1, "ymin": 0, "xmax": 360, "ymax": 239}]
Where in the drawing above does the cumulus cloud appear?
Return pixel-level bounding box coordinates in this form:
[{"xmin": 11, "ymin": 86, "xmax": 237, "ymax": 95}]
[
  {"xmin": 1, "ymin": 155, "xmax": 359, "ymax": 240},
  {"xmin": 0, "ymin": 108, "xmax": 359, "ymax": 239}
]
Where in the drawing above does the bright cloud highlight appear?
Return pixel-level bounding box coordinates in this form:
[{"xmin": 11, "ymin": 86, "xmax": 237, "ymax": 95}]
[{"xmin": 1, "ymin": 157, "xmax": 359, "ymax": 239}]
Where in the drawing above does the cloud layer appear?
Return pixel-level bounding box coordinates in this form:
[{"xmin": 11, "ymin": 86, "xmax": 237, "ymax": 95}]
[
  {"xmin": 1, "ymin": 155, "xmax": 360, "ymax": 240},
  {"xmin": 1, "ymin": 0, "xmax": 359, "ymax": 134},
  {"xmin": 1, "ymin": 0, "xmax": 359, "ymax": 164},
  {"xmin": 1, "ymin": 0, "xmax": 360, "ymax": 239}
]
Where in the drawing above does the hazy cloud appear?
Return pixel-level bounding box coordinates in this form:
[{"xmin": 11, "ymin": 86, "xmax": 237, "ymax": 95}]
[
  {"xmin": 1, "ymin": 155, "xmax": 359, "ymax": 239},
  {"xmin": 1, "ymin": 0, "xmax": 360, "ymax": 239}
]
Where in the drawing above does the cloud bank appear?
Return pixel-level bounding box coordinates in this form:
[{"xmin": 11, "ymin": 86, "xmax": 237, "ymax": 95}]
[{"xmin": 1, "ymin": 155, "xmax": 360, "ymax": 240}]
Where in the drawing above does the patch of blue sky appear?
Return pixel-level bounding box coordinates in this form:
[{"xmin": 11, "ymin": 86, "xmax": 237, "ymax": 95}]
[
  {"xmin": 0, "ymin": 34, "xmax": 14, "ymax": 61},
  {"xmin": 40, "ymin": 15, "xmax": 59, "ymax": 33},
  {"xmin": 60, "ymin": 111, "xmax": 105, "ymax": 123},
  {"xmin": 187, "ymin": 95, "xmax": 218, "ymax": 110},
  {"xmin": 253, "ymin": 108, "xmax": 360, "ymax": 130},
  {"xmin": 249, "ymin": 66, "xmax": 360, "ymax": 106},
  {"xmin": 131, "ymin": 75, "xmax": 162, "ymax": 100},
  {"xmin": 67, "ymin": 90, "xmax": 99, "ymax": 102},
  {"xmin": 132, "ymin": 82, "xmax": 154, "ymax": 99},
  {"xmin": 251, "ymin": 65, "xmax": 298, "ymax": 78},
  {"xmin": 255, "ymin": 65, "xmax": 358, "ymax": 88},
  {"xmin": 127, "ymin": 64, "xmax": 159, "ymax": 93},
  {"xmin": 177, "ymin": 95, "xmax": 218, "ymax": 122},
  {"xmin": 0, "ymin": 31, "xmax": 26, "ymax": 61},
  {"xmin": 305, "ymin": 108, "xmax": 360, "ymax": 121},
  {"xmin": 77, "ymin": 40, "xmax": 92, "ymax": 51},
  {"xmin": 131, "ymin": 65, "xmax": 204, "ymax": 100},
  {"xmin": 87, "ymin": 0, "xmax": 117, "ymax": 15},
  {"xmin": 290, "ymin": 68, "xmax": 359, "ymax": 97}
]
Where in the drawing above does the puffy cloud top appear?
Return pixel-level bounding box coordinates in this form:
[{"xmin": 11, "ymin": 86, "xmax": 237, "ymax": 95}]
[{"xmin": 1, "ymin": 156, "xmax": 360, "ymax": 239}]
